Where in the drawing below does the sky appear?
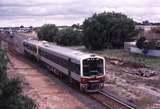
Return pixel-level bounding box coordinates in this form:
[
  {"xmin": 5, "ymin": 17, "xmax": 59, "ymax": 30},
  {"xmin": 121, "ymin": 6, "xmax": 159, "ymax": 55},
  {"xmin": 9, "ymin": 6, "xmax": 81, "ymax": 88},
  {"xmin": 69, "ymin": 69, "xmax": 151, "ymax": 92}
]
[{"xmin": 0, "ymin": 0, "xmax": 160, "ymax": 27}]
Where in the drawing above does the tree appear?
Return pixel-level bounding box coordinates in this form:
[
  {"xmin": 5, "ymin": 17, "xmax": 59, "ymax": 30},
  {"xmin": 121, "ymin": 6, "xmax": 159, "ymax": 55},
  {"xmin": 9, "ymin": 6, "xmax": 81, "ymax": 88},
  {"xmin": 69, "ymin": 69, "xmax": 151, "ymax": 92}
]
[
  {"xmin": 136, "ymin": 38, "xmax": 160, "ymax": 55},
  {"xmin": 71, "ymin": 23, "xmax": 81, "ymax": 29},
  {"xmin": 56, "ymin": 27, "xmax": 83, "ymax": 46},
  {"xmin": 38, "ymin": 24, "xmax": 58, "ymax": 42},
  {"xmin": 136, "ymin": 37, "xmax": 146, "ymax": 49},
  {"xmin": 0, "ymin": 48, "xmax": 36, "ymax": 109},
  {"xmin": 83, "ymin": 12, "xmax": 137, "ymax": 50},
  {"xmin": 20, "ymin": 25, "xmax": 24, "ymax": 28},
  {"xmin": 29, "ymin": 26, "xmax": 33, "ymax": 29},
  {"xmin": 142, "ymin": 20, "xmax": 150, "ymax": 25}
]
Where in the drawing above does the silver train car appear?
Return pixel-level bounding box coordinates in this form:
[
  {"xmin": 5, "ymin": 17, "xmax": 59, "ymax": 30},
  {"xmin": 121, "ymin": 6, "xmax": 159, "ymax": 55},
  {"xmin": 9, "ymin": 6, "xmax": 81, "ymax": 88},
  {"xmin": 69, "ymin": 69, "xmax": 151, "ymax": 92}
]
[{"xmin": 23, "ymin": 39, "xmax": 105, "ymax": 92}]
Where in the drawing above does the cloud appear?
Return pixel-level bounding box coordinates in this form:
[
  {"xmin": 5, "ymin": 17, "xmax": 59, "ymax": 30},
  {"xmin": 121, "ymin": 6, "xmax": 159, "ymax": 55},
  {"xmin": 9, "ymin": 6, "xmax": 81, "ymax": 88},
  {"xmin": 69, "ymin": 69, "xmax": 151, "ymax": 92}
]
[{"xmin": 0, "ymin": 0, "xmax": 160, "ymax": 26}]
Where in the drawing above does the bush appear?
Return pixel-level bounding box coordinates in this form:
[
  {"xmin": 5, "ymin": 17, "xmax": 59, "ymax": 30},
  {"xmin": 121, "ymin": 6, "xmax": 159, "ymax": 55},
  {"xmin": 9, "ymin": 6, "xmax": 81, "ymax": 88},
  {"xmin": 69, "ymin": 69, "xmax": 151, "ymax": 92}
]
[
  {"xmin": 143, "ymin": 41, "xmax": 156, "ymax": 54},
  {"xmin": 136, "ymin": 37, "xmax": 146, "ymax": 49},
  {"xmin": 83, "ymin": 12, "xmax": 137, "ymax": 50},
  {"xmin": 0, "ymin": 48, "xmax": 36, "ymax": 109},
  {"xmin": 38, "ymin": 24, "xmax": 58, "ymax": 42},
  {"xmin": 136, "ymin": 38, "xmax": 160, "ymax": 54},
  {"xmin": 56, "ymin": 27, "xmax": 83, "ymax": 46},
  {"xmin": 0, "ymin": 77, "xmax": 36, "ymax": 109}
]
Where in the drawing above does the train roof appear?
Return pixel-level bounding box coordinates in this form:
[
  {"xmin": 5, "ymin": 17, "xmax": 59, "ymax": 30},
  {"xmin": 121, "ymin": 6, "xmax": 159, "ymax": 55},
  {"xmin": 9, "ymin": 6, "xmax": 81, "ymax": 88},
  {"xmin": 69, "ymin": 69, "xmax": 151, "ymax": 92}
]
[{"xmin": 24, "ymin": 39, "xmax": 98, "ymax": 61}]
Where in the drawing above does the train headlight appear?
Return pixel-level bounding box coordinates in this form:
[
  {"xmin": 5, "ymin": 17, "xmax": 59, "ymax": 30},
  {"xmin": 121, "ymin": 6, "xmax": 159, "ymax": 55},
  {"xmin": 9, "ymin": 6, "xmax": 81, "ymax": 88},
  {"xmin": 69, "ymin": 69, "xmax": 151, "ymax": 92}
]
[{"xmin": 82, "ymin": 85, "xmax": 87, "ymax": 88}]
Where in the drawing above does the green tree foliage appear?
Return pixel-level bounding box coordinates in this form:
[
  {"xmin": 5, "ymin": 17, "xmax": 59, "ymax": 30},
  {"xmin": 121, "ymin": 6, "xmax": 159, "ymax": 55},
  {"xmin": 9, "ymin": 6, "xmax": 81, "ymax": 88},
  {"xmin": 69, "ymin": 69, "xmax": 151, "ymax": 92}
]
[
  {"xmin": 56, "ymin": 27, "xmax": 83, "ymax": 46},
  {"xmin": 83, "ymin": 12, "xmax": 137, "ymax": 50},
  {"xmin": 38, "ymin": 24, "xmax": 58, "ymax": 42},
  {"xmin": 136, "ymin": 37, "xmax": 146, "ymax": 49},
  {"xmin": 142, "ymin": 20, "xmax": 150, "ymax": 25},
  {"xmin": 0, "ymin": 48, "xmax": 36, "ymax": 109},
  {"xmin": 0, "ymin": 49, "xmax": 8, "ymax": 72},
  {"xmin": 71, "ymin": 23, "xmax": 81, "ymax": 29},
  {"xmin": 20, "ymin": 25, "xmax": 24, "ymax": 28},
  {"xmin": 136, "ymin": 38, "xmax": 160, "ymax": 54}
]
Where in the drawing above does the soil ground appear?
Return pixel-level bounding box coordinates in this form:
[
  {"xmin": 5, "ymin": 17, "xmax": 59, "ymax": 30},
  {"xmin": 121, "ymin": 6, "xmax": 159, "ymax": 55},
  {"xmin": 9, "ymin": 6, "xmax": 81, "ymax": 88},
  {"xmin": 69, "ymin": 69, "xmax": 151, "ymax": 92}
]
[{"xmin": 104, "ymin": 62, "xmax": 160, "ymax": 109}]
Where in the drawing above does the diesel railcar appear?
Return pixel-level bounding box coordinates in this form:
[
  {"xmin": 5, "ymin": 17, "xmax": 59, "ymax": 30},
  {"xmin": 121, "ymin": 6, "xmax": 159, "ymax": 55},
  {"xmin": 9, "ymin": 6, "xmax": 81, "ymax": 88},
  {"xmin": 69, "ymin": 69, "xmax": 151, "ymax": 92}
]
[{"xmin": 23, "ymin": 39, "xmax": 105, "ymax": 92}]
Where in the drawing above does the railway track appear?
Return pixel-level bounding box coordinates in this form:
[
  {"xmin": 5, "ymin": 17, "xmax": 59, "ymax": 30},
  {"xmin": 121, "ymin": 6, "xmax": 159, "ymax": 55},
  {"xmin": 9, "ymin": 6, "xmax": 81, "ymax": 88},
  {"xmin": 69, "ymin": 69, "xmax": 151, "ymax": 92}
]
[{"xmin": 90, "ymin": 90, "xmax": 140, "ymax": 109}]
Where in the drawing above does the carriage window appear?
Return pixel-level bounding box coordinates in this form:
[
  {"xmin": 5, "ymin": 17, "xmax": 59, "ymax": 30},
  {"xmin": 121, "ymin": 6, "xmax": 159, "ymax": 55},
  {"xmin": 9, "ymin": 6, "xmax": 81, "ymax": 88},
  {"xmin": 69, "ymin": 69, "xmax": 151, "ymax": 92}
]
[
  {"xmin": 83, "ymin": 58, "xmax": 103, "ymax": 76},
  {"xmin": 39, "ymin": 49, "xmax": 81, "ymax": 75},
  {"xmin": 24, "ymin": 43, "xmax": 37, "ymax": 52},
  {"xmin": 72, "ymin": 63, "xmax": 80, "ymax": 75}
]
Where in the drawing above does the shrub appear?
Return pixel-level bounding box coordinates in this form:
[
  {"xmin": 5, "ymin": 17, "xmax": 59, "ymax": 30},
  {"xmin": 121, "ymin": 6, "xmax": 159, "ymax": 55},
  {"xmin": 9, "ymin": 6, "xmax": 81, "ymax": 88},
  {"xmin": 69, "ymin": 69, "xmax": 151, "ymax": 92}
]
[
  {"xmin": 0, "ymin": 49, "xmax": 8, "ymax": 72},
  {"xmin": 83, "ymin": 12, "xmax": 137, "ymax": 50},
  {"xmin": 56, "ymin": 27, "xmax": 83, "ymax": 46},
  {"xmin": 0, "ymin": 47, "xmax": 36, "ymax": 109},
  {"xmin": 0, "ymin": 77, "xmax": 36, "ymax": 109},
  {"xmin": 136, "ymin": 37, "xmax": 146, "ymax": 49},
  {"xmin": 136, "ymin": 37, "xmax": 160, "ymax": 54},
  {"xmin": 38, "ymin": 24, "xmax": 58, "ymax": 42}
]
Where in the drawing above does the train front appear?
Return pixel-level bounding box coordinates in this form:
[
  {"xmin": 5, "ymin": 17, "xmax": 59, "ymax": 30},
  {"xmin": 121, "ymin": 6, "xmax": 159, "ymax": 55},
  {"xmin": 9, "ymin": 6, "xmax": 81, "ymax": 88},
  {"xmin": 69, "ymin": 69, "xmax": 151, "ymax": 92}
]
[{"xmin": 80, "ymin": 55, "xmax": 105, "ymax": 92}]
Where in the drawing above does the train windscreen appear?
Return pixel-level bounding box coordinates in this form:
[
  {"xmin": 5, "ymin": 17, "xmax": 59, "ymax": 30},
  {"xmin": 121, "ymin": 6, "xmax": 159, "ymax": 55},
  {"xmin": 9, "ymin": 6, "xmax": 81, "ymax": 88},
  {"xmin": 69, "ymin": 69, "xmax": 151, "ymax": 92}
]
[{"xmin": 83, "ymin": 58, "xmax": 104, "ymax": 76}]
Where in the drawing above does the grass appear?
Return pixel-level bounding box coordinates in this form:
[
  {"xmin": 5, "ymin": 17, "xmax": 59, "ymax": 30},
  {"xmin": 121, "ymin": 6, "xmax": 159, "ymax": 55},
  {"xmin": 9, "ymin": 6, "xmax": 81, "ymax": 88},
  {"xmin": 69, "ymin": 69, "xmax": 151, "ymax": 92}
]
[
  {"xmin": 94, "ymin": 49, "xmax": 160, "ymax": 69},
  {"xmin": 73, "ymin": 46, "xmax": 160, "ymax": 70}
]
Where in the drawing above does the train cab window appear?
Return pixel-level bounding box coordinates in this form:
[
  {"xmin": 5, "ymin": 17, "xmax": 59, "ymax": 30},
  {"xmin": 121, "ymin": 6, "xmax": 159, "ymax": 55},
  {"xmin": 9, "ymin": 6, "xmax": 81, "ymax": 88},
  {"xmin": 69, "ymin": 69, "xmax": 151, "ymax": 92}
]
[{"xmin": 83, "ymin": 58, "xmax": 103, "ymax": 76}]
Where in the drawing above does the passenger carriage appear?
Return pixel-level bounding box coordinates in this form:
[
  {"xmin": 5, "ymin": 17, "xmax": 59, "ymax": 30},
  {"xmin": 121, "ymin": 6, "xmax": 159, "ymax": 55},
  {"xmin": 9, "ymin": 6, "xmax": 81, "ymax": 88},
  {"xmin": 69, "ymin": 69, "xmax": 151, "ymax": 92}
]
[{"xmin": 23, "ymin": 39, "xmax": 105, "ymax": 92}]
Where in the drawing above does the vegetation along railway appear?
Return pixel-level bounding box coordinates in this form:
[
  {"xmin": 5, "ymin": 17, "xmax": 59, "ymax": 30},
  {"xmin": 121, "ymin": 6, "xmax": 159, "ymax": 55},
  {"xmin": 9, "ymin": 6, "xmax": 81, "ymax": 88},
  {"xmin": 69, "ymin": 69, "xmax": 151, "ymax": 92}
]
[{"xmin": 0, "ymin": 33, "xmax": 139, "ymax": 109}]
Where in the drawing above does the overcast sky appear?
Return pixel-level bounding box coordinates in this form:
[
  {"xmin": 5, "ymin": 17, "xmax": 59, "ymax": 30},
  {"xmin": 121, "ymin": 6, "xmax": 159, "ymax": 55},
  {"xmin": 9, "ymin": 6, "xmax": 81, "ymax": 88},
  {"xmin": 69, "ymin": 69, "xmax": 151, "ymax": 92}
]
[{"xmin": 0, "ymin": 0, "xmax": 160, "ymax": 27}]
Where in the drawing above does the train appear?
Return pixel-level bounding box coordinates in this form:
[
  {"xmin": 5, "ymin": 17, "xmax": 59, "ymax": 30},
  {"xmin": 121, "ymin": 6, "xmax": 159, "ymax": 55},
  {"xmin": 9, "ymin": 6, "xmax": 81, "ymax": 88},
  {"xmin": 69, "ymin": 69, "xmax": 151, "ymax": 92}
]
[{"xmin": 23, "ymin": 39, "xmax": 105, "ymax": 92}]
